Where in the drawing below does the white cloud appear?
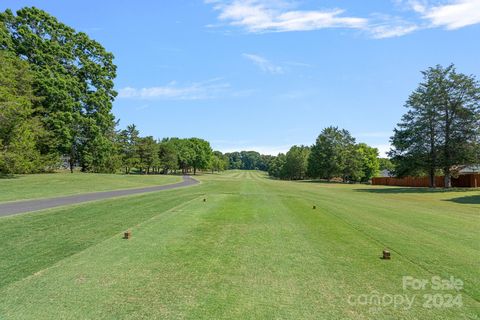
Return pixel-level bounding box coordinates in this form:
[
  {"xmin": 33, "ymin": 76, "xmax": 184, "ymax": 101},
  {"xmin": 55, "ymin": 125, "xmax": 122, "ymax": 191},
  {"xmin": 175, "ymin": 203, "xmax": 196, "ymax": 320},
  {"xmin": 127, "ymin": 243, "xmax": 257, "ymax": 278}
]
[
  {"xmin": 368, "ymin": 19, "xmax": 419, "ymax": 38},
  {"xmin": 242, "ymin": 53, "xmax": 284, "ymax": 74},
  {"xmin": 206, "ymin": 0, "xmax": 480, "ymax": 38},
  {"xmin": 118, "ymin": 78, "xmax": 230, "ymax": 100},
  {"xmin": 423, "ymin": 0, "xmax": 480, "ymax": 29},
  {"xmin": 207, "ymin": 0, "xmax": 367, "ymax": 33}
]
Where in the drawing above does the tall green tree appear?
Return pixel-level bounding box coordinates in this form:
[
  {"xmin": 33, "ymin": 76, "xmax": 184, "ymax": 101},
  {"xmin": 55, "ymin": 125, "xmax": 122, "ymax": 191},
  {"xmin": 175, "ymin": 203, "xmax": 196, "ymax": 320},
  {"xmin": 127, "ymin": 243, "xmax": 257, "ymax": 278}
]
[
  {"xmin": 434, "ymin": 65, "xmax": 480, "ymax": 187},
  {"xmin": 308, "ymin": 127, "xmax": 355, "ymax": 181},
  {"xmin": 137, "ymin": 136, "xmax": 158, "ymax": 174},
  {"xmin": 283, "ymin": 145, "xmax": 310, "ymax": 180},
  {"xmin": 210, "ymin": 151, "xmax": 228, "ymax": 173},
  {"xmin": 356, "ymin": 143, "xmax": 380, "ymax": 182},
  {"xmin": 158, "ymin": 139, "xmax": 179, "ymax": 174},
  {"xmin": 1, "ymin": 7, "xmax": 118, "ymax": 172},
  {"xmin": 0, "ymin": 51, "xmax": 52, "ymax": 173},
  {"xmin": 390, "ymin": 65, "xmax": 480, "ymax": 187},
  {"xmin": 189, "ymin": 138, "xmax": 212, "ymax": 175},
  {"xmin": 268, "ymin": 153, "xmax": 287, "ymax": 179},
  {"xmin": 118, "ymin": 124, "xmax": 140, "ymax": 174}
]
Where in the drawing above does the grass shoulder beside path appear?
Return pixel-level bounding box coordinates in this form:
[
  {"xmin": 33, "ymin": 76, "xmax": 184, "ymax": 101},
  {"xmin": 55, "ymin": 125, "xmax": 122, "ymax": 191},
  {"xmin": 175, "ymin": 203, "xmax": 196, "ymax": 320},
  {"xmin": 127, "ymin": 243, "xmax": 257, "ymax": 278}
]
[{"xmin": 0, "ymin": 172, "xmax": 181, "ymax": 203}]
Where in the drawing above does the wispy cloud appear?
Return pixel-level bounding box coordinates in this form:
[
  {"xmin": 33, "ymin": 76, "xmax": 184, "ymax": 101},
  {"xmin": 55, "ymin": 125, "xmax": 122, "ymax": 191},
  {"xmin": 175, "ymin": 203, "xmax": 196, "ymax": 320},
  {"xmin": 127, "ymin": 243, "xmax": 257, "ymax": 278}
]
[
  {"xmin": 206, "ymin": 0, "xmax": 480, "ymax": 38},
  {"xmin": 206, "ymin": 0, "xmax": 367, "ymax": 33},
  {"xmin": 367, "ymin": 15, "xmax": 419, "ymax": 38},
  {"xmin": 118, "ymin": 78, "xmax": 230, "ymax": 100},
  {"xmin": 422, "ymin": 0, "xmax": 480, "ymax": 29},
  {"xmin": 243, "ymin": 53, "xmax": 284, "ymax": 74}
]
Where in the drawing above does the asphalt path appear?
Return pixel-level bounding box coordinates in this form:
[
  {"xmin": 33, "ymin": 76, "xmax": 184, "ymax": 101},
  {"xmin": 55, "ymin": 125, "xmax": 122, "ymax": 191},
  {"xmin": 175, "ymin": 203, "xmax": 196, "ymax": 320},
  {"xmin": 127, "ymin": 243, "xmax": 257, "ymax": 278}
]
[{"xmin": 0, "ymin": 175, "xmax": 199, "ymax": 218}]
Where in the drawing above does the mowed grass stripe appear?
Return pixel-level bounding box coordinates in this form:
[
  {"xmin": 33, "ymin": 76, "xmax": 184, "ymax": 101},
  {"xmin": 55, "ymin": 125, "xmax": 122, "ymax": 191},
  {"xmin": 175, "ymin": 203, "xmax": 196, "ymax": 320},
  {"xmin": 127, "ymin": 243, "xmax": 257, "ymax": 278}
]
[
  {"xmin": 0, "ymin": 187, "xmax": 202, "ymax": 288},
  {"xmin": 291, "ymin": 183, "xmax": 480, "ymax": 300},
  {"xmin": 252, "ymin": 176, "xmax": 480, "ymax": 301}
]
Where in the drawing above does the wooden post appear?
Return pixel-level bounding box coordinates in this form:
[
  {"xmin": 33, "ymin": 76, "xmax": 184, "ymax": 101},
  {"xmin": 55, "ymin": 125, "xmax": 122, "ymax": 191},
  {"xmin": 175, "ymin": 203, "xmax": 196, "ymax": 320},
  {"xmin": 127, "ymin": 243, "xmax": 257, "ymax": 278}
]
[
  {"xmin": 313, "ymin": 205, "xmax": 316, "ymax": 209},
  {"xmin": 124, "ymin": 230, "xmax": 132, "ymax": 239},
  {"xmin": 382, "ymin": 249, "xmax": 391, "ymax": 260}
]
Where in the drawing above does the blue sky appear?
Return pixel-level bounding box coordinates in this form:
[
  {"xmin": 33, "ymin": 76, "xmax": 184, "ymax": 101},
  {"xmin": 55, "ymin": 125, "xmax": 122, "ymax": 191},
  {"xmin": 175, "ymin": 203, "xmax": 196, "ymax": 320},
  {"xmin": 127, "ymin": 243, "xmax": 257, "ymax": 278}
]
[{"xmin": 2, "ymin": 1, "xmax": 480, "ymax": 156}]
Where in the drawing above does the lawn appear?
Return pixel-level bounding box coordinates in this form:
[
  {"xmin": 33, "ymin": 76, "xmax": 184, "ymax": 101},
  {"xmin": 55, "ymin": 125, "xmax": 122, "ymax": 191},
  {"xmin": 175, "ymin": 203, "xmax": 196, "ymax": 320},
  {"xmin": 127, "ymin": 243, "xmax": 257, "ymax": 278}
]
[
  {"xmin": 0, "ymin": 171, "xmax": 478, "ymax": 319},
  {"xmin": 0, "ymin": 172, "xmax": 181, "ymax": 203}
]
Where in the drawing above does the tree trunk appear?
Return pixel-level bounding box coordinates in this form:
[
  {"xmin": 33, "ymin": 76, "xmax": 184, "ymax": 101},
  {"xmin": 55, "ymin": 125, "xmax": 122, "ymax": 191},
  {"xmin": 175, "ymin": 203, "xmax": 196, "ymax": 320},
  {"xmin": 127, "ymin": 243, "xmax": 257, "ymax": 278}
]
[
  {"xmin": 444, "ymin": 168, "xmax": 452, "ymax": 188},
  {"xmin": 193, "ymin": 166, "xmax": 197, "ymax": 175},
  {"xmin": 429, "ymin": 168, "xmax": 436, "ymax": 188}
]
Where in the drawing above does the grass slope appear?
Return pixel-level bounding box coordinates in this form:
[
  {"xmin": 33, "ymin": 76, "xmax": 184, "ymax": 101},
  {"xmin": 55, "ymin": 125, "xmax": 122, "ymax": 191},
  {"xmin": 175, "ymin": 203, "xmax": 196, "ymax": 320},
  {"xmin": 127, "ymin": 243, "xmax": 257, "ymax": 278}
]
[
  {"xmin": 0, "ymin": 171, "xmax": 478, "ymax": 319},
  {"xmin": 0, "ymin": 173, "xmax": 181, "ymax": 203}
]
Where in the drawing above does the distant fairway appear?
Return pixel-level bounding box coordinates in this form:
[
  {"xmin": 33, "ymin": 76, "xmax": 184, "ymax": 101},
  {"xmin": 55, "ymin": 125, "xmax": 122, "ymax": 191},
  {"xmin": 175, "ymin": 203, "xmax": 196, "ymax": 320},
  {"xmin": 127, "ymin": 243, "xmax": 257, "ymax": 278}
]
[{"xmin": 0, "ymin": 171, "xmax": 478, "ymax": 319}]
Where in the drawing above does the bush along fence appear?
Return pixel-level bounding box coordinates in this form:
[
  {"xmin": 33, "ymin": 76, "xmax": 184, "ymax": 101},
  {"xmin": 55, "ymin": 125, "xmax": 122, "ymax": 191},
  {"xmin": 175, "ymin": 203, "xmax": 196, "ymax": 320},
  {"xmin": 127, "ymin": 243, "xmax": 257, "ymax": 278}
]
[{"xmin": 372, "ymin": 174, "xmax": 480, "ymax": 188}]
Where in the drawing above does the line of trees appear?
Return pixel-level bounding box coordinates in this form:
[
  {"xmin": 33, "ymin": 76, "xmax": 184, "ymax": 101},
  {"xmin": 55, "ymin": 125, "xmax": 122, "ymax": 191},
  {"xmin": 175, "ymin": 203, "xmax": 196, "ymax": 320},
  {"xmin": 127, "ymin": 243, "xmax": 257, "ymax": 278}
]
[
  {"xmin": 389, "ymin": 65, "xmax": 480, "ymax": 188},
  {"xmin": 267, "ymin": 127, "xmax": 380, "ymax": 182},
  {"xmin": 117, "ymin": 125, "xmax": 228, "ymax": 175},
  {"xmin": 225, "ymin": 151, "xmax": 273, "ymax": 171}
]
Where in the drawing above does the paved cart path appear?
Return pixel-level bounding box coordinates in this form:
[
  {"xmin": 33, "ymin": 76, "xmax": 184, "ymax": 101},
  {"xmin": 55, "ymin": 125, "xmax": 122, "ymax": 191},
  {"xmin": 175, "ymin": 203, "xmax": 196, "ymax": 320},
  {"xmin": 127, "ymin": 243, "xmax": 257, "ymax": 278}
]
[{"xmin": 0, "ymin": 175, "xmax": 199, "ymax": 218}]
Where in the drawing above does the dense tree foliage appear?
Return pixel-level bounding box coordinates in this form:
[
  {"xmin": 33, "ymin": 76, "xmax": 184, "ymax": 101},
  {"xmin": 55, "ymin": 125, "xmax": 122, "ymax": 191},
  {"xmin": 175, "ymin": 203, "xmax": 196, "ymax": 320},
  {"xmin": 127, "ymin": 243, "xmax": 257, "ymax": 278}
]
[
  {"xmin": 225, "ymin": 151, "xmax": 272, "ymax": 171},
  {"xmin": 378, "ymin": 158, "xmax": 395, "ymax": 174},
  {"xmin": 0, "ymin": 51, "xmax": 54, "ymax": 173},
  {"xmin": 390, "ymin": 65, "xmax": 480, "ymax": 187},
  {"xmin": 357, "ymin": 143, "xmax": 380, "ymax": 182},
  {"xmin": 116, "ymin": 134, "xmax": 220, "ymax": 175},
  {"xmin": 282, "ymin": 146, "xmax": 310, "ymax": 180},
  {"xmin": 210, "ymin": 151, "xmax": 229, "ymax": 173},
  {"xmin": 1, "ymin": 7, "xmax": 117, "ymax": 173},
  {"xmin": 268, "ymin": 154, "xmax": 287, "ymax": 179},
  {"xmin": 267, "ymin": 129, "xmax": 379, "ymax": 182},
  {"xmin": 307, "ymin": 127, "xmax": 364, "ymax": 182}
]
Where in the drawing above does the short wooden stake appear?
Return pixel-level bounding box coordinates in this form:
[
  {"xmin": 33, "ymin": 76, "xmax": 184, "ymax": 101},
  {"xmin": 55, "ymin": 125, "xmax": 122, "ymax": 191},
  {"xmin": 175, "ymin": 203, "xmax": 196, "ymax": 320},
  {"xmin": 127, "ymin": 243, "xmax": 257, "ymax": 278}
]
[
  {"xmin": 124, "ymin": 230, "xmax": 132, "ymax": 240},
  {"xmin": 382, "ymin": 249, "xmax": 391, "ymax": 260},
  {"xmin": 313, "ymin": 205, "xmax": 316, "ymax": 209},
  {"xmin": 203, "ymin": 198, "xmax": 206, "ymax": 202}
]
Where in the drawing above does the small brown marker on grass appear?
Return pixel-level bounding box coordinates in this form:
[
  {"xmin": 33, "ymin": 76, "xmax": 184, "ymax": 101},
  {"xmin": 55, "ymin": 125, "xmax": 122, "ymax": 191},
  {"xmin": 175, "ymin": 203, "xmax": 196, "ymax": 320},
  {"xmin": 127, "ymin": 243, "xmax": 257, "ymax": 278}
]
[
  {"xmin": 382, "ymin": 249, "xmax": 391, "ymax": 260},
  {"xmin": 124, "ymin": 230, "xmax": 132, "ymax": 240}
]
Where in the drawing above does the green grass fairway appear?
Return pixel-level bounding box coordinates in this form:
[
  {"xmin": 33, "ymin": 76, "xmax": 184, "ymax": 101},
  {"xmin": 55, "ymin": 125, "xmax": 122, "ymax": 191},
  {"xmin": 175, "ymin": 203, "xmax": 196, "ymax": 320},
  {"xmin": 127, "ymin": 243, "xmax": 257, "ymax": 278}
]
[
  {"xmin": 0, "ymin": 173, "xmax": 181, "ymax": 203},
  {"xmin": 0, "ymin": 171, "xmax": 478, "ymax": 319}
]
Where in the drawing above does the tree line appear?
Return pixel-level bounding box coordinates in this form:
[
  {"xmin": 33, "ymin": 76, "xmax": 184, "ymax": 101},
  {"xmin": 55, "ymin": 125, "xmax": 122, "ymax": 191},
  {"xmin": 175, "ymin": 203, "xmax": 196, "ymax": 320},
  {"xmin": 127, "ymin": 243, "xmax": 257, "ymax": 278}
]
[
  {"xmin": 117, "ymin": 125, "xmax": 228, "ymax": 175},
  {"xmin": 224, "ymin": 151, "xmax": 274, "ymax": 171},
  {"xmin": 267, "ymin": 128, "xmax": 381, "ymax": 182}
]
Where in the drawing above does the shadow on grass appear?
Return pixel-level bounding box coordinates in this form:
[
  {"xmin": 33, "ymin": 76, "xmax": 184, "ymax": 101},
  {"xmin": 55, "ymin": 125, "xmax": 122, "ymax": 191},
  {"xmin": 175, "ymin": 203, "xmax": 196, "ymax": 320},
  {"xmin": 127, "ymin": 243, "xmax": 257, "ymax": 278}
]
[
  {"xmin": 0, "ymin": 174, "xmax": 18, "ymax": 179},
  {"xmin": 355, "ymin": 187, "xmax": 478, "ymax": 194},
  {"xmin": 446, "ymin": 195, "xmax": 480, "ymax": 205},
  {"xmin": 297, "ymin": 180, "xmax": 355, "ymax": 185}
]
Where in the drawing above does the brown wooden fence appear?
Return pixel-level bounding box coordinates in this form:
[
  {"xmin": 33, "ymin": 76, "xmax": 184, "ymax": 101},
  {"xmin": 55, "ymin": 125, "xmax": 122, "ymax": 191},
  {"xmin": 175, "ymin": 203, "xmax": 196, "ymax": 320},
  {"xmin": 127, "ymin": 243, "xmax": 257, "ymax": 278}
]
[{"xmin": 372, "ymin": 174, "xmax": 480, "ymax": 188}]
